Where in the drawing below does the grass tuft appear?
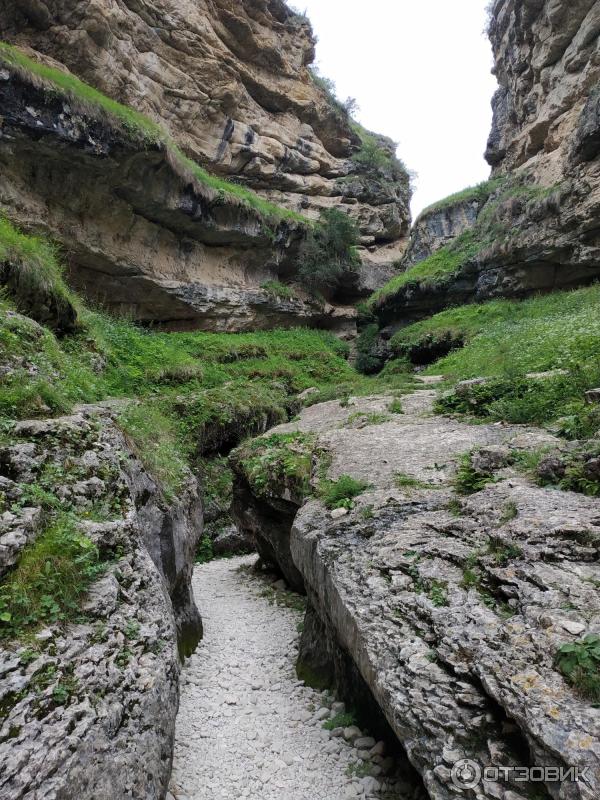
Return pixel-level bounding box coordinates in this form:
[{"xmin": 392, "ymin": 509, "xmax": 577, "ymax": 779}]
[
  {"xmin": 319, "ymin": 475, "xmax": 371, "ymax": 510},
  {"xmin": 0, "ymin": 514, "xmax": 105, "ymax": 639}
]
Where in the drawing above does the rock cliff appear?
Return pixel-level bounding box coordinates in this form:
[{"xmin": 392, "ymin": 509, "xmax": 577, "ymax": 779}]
[
  {"xmin": 231, "ymin": 390, "xmax": 600, "ymax": 800},
  {"xmin": 0, "ymin": 402, "xmax": 202, "ymax": 799},
  {"xmin": 0, "ymin": 0, "xmax": 411, "ymax": 331},
  {"xmin": 368, "ymin": 0, "xmax": 600, "ymax": 339}
]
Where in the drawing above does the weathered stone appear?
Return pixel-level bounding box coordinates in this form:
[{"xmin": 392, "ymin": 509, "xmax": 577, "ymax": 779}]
[
  {"xmin": 234, "ymin": 389, "xmax": 600, "ymax": 799},
  {"xmin": 0, "ymin": 0, "xmax": 412, "ymax": 331},
  {"xmin": 0, "ymin": 406, "xmax": 202, "ymax": 799}
]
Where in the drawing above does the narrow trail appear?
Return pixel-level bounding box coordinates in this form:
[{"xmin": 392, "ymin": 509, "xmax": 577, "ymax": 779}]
[{"xmin": 169, "ymin": 557, "xmax": 410, "ymax": 800}]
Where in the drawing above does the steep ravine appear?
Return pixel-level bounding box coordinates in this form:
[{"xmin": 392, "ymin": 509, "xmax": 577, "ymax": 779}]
[
  {"xmin": 170, "ymin": 556, "xmax": 425, "ymax": 800},
  {"xmin": 230, "ymin": 390, "xmax": 600, "ymax": 800}
]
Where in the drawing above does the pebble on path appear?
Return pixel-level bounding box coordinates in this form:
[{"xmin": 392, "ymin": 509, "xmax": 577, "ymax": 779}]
[{"xmin": 170, "ymin": 556, "xmax": 406, "ymax": 800}]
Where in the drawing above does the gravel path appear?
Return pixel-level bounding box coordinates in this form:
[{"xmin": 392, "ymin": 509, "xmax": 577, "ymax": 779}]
[{"xmin": 170, "ymin": 557, "xmax": 410, "ymax": 800}]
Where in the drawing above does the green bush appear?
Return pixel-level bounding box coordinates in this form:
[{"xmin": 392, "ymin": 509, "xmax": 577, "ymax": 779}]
[
  {"xmin": 355, "ymin": 324, "xmax": 385, "ymax": 375},
  {"xmin": 195, "ymin": 536, "xmax": 214, "ymax": 565},
  {"xmin": 555, "ymin": 635, "xmax": 600, "ymax": 703},
  {"xmin": 298, "ymin": 209, "xmax": 360, "ymax": 295}
]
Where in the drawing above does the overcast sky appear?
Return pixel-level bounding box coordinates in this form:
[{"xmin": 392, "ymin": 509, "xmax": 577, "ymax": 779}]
[{"xmin": 294, "ymin": 1, "xmax": 498, "ymax": 218}]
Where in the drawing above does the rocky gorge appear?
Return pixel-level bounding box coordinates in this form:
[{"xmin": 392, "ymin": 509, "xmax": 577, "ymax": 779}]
[{"xmin": 1, "ymin": 1, "xmax": 600, "ymax": 800}]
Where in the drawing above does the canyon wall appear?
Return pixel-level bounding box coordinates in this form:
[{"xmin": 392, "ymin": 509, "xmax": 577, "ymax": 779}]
[
  {"xmin": 0, "ymin": 402, "xmax": 203, "ymax": 799},
  {"xmin": 0, "ymin": 0, "xmax": 412, "ymax": 332},
  {"xmin": 370, "ymin": 0, "xmax": 600, "ymax": 339}
]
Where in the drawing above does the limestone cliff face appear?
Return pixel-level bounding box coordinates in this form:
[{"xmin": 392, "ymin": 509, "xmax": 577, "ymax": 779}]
[
  {"xmin": 231, "ymin": 392, "xmax": 600, "ymax": 800},
  {"xmin": 0, "ymin": 0, "xmax": 411, "ymax": 281},
  {"xmin": 370, "ymin": 0, "xmax": 600, "ymax": 338},
  {"xmin": 486, "ymin": 0, "xmax": 600, "ymax": 175},
  {"xmin": 0, "ymin": 403, "xmax": 202, "ymax": 799}
]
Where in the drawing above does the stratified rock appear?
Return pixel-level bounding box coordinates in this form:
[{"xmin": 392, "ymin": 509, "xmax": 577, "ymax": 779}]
[
  {"xmin": 232, "ymin": 390, "xmax": 599, "ymax": 799},
  {"xmin": 0, "ymin": 405, "xmax": 202, "ymax": 799},
  {"xmin": 0, "ymin": 0, "xmax": 411, "ymax": 297},
  {"xmin": 403, "ymin": 197, "xmax": 484, "ymax": 267}
]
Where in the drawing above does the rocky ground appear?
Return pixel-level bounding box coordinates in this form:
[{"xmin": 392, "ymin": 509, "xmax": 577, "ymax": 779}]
[
  {"xmin": 232, "ymin": 388, "xmax": 600, "ymax": 800},
  {"xmin": 170, "ymin": 556, "xmax": 421, "ymax": 800}
]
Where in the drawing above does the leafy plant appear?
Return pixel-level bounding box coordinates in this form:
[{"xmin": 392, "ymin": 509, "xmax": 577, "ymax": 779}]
[
  {"xmin": 555, "ymin": 635, "xmax": 600, "ymax": 702},
  {"xmin": 319, "ymin": 475, "xmax": 371, "ymax": 510},
  {"xmin": 389, "ymin": 398, "xmax": 404, "ymax": 414},
  {"xmin": 0, "ymin": 514, "xmax": 105, "ymax": 639},
  {"xmin": 454, "ymin": 453, "xmax": 494, "ymax": 495},
  {"xmin": 196, "ymin": 536, "xmax": 214, "ymax": 565},
  {"xmin": 427, "ymin": 580, "xmax": 449, "ymax": 607},
  {"xmin": 297, "ymin": 209, "xmax": 360, "ymax": 295}
]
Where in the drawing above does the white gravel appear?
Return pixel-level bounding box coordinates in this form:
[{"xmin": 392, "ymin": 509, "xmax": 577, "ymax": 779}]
[{"xmin": 170, "ymin": 556, "xmax": 408, "ymax": 800}]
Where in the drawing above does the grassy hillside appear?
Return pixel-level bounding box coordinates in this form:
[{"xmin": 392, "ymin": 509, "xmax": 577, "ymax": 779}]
[
  {"xmin": 0, "ymin": 218, "xmax": 415, "ymax": 501},
  {"xmin": 387, "ymin": 285, "xmax": 600, "ymax": 435}
]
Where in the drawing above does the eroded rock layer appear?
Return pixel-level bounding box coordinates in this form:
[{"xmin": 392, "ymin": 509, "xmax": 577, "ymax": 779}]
[
  {"xmin": 0, "ymin": 66, "xmax": 357, "ymax": 333},
  {"xmin": 231, "ymin": 391, "xmax": 600, "ymax": 800},
  {"xmin": 0, "ymin": 403, "xmax": 202, "ymax": 799},
  {"xmin": 0, "ymin": 0, "xmax": 411, "ymax": 320}
]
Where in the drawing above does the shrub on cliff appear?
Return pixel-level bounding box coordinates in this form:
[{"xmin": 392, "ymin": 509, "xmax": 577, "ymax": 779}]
[
  {"xmin": 297, "ymin": 209, "xmax": 360, "ymax": 295},
  {"xmin": 0, "ymin": 217, "xmax": 78, "ymax": 334}
]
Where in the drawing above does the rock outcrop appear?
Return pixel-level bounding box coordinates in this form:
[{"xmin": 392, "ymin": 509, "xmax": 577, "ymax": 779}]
[
  {"xmin": 231, "ymin": 390, "xmax": 600, "ymax": 800},
  {"xmin": 369, "ymin": 0, "xmax": 600, "ymax": 337},
  {"xmin": 0, "ymin": 0, "xmax": 412, "ymax": 331},
  {"xmin": 0, "ymin": 403, "xmax": 202, "ymax": 799},
  {"xmin": 486, "ymin": 0, "xmax": 600, "ymax": 175},
  {"xmin": 0, "ymin": 64, "xmax": 359, "ymax": 333}
]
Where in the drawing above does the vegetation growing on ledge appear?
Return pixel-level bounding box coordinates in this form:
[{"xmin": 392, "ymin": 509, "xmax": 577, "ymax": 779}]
[
  {"xmin": 261, "ymin": 281, "xmax": 297, "ymax": 301},
  {"xmin": 298, "ymin": 208, "xmax": 360, "ymax": 294},
  {"xmin": 555, "ymin": 635, "xmax": 600, "ymax": 703},
  {"xmin": 234, "ymin": 432, "xmax": 318, "ymax": 502},
  {"xmin": 423, "ymin": 286, "xmax": 600, "ymax": 434},
  {"xmin": 0, "ymin": 42, "xmax": 307, "ymax": 226},
  {"xmin": 0, "ymin": 514, "xmax": 105, "ymax": 640},
  {"xmin": 0, "ymin": 216, "xmax": 78, "ymax": 333},
  {"xmin": 418, "ymin": 178, "xmax": 504, "ymax": 218},
  {"xmin": 369, "ymin": 229, "xmax": 481, "ymax": 307}
]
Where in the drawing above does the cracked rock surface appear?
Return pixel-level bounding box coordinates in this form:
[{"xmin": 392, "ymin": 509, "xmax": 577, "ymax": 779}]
[{"xmin": 232, "ymin": 390, "xmax": 600, "ymax": 800}]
